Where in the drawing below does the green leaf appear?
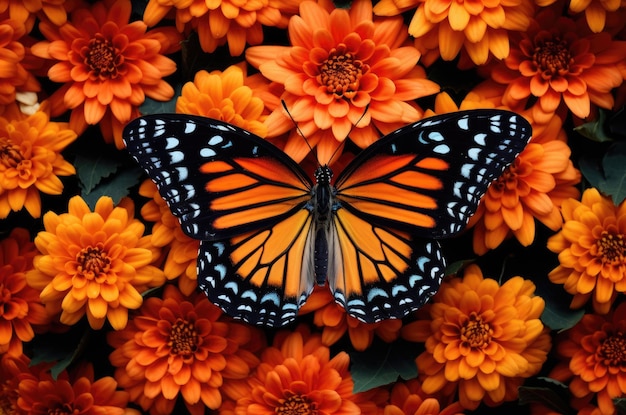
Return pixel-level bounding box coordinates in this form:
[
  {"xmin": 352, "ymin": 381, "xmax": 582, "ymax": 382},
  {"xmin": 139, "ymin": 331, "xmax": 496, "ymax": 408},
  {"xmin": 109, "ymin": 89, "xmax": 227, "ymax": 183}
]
[
  {"xmin": 613, "ymin": 397, "xmax": 626, "ymax": 414},
  {"xmin": 350, "ymin": 339, "xmax": 418, "ymax": 393},
  {"xmin": 518, "ymin": 377, "xmax": 573, "ymax": 415},
  {"xmin": 541, "ymin": 302, "xmax": 584, "ymax": 332},
  {"xmin": 29, "ymin": 325, "xmax": 90, "ymax": 379},
  {"xmin": 579, "ymin": 141, "xmax": 626, "ymax": 205},
  {"xmin": 139, "ymin": 83, "xmax": 181, "ymax": 115},
  {"xmin": 74, "ymin": 146, "xmax": 123, "ymax": 194},
  {"xmin": 81, "ymin": 164, "xmax": 144, "ymax": 209},
  {"xmin": 574, "ymin": 109, "xmax": 613, "ymax": 142}
]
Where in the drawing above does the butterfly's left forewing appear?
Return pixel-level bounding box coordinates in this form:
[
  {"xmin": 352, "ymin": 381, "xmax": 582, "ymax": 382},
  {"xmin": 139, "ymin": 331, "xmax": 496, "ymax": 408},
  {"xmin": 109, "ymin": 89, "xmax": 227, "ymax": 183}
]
[{"xmin": 123, "ymin": 115, "xmax": 317, "ymax": 326}]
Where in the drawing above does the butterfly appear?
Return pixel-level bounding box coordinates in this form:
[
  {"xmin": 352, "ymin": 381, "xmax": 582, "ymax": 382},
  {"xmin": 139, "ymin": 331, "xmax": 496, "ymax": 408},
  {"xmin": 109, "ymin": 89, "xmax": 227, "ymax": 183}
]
[{"xmin": 123, "ymin": 110, "xmax": 531, "ymax": 327}]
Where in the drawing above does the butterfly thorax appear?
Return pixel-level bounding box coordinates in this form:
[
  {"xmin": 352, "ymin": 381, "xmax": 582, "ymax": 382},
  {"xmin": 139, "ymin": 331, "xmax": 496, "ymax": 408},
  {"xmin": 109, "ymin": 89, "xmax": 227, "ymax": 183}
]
[{"xmin": 312, "ymin": 165, "xmax": 334, "ymax": 284}]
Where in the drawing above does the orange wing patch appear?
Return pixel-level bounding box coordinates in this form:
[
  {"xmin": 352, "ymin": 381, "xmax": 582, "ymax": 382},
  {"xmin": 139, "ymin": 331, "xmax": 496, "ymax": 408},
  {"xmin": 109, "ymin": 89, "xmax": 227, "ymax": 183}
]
[
  {"xmin": 331, "ymin": 208, "xmax": 413, "ymax": 296},
  {"xmin": 229, "ymin": 209, "xmax": 314, "ymax": 298}
]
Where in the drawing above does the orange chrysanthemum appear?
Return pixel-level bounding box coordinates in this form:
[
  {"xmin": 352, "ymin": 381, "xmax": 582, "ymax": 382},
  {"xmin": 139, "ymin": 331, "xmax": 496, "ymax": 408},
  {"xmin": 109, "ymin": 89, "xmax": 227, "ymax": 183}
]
[
  {"xmin": 547, "ymin": 188, "xmax": 626, "ymax": 314},
  {"xmin": 0, "ymin": 19, "xmax": 40, "ymax": 105},
  {"xmin": 0, "ymin": 0, "xmax": 82, "ymax": 29},
  {"xmin": 176, "ymin": 65, "xmax": 268, "ymax": 138},
  {"xmin": 373, "ymin": 0, "xmax": 534, "ymax": 66},
  {"xmin": 17, "ymin": 361, "xmax": 139, "ymax": 415},
  {"xmin": 536, "ymin": 0, "xmax": 622, "ymax": 33},
  {"xmin": 489, "ymin": 8, "xmax": 626, "ymax": 123},
  {"xmin": 384, "ymin": 379, "xmax": 465, "ymax": 415},
  {"xmin": 0, "ymin": 101, "xmax": 77, "ymax": 219},
  {"xmin": 300, "ymin": 285, "xmax": 403, "ymax": 351},
  {"xmin": 31, "ymin": 0, "xmax": 182, "ymax": 148},
  {"xmin": 469, "ymin": 112, "xmax": 581, "ymax": 254},
  {"xmin": 0, "ymin": 228, "xmax": 49, "ymax": 356},
  {"xmin": 246, "ymin": 0, "xmax": 440, "ymax": 164},
  {"xmin": 142, "ymin": 0, "xmax": 300, "ymax": 56},
  {"xmin": 403, "ymin": 264, "xmax": 551, "ymax": 410},
  {"xmin": 108, "ymin": 285, "xmax": 262, "ymax": 415},
  {"xmin": 222, "ymin": 325, "xmax": 378, "ymax": 415},
  {"xmin": 26, "ymin": 195, "xmax": 166, "ymax": 330},
  {"xmin": 550, "ymin": 302, "xmax": 626, "ymax": 415}
]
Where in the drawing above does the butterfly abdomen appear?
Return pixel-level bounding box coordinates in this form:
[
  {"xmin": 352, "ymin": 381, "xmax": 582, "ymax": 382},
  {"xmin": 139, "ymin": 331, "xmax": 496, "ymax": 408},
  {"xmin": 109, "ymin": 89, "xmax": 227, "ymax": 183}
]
[{"xmin": 312, "ymin": 166, "xmax": 334, "ymax": 284}]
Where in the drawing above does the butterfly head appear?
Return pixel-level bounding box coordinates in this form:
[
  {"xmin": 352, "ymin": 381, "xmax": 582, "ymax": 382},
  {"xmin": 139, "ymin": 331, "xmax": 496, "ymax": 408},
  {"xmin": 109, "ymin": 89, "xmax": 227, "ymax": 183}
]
[{"xmin": 314, "ymin": 165, "xmax": 333, "ymax": 186}]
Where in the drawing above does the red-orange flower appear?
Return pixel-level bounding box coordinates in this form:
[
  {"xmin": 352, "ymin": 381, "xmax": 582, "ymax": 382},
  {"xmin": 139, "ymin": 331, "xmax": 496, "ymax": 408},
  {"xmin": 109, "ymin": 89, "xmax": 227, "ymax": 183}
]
[
  {"xmin": 550, "ymin": 302, "xmax": 626, "ymax": 415},
  {"xmin": 547, "ymin": 188, "xmax": 626, "ymax": 314},
  {"xmin": 142, "ymin": 0, "xmax": 300, "ymax": 56},
  {"xmin": 0, "ymin": 101, "xmax": 77, "ymax": 219},
  {"xmin": 0, "ymin": 19, "xmax": 40, "ymax": 105},
  {"xmin": 0, "ymin": 228, "xmax": 49, "ymax": 356},
  {"xmin": 108, "ymin": 285, "xmax": 263, "ymax": 415},
  {"xmin": 384, "ymin": 379, "xmax": 465, "ymax": 415},
  {"xmin": 489, "ymin": 8, "xmax": 626, "ymax": 123},
  {"xmin": 31, "ymin": 0, "xmax": 181, "ymax": 148},
  {"xmin": 246, "ymin": 0, "xmax": 440, "ymax": 164},
  {"xmin": 26, "ymin": 196, "xmax": 165, "ymax": 330},
  {"xmin": 17, "ymin": 361, "xmax": 139, "ymax": 415},
  {"xmin": 469, "ymin": 111, "xmax": 581, "ymax": 254},
  {"xmin": 403, "ymin": 265, "xmax": 551, "ymax": 410},
  {"xmin": 222, "ymin": 325, "xmax": 378, "ymax": 415},
  {"xmin": 373, "ymin": 0, "xmax": 535, "ymax": 66}
]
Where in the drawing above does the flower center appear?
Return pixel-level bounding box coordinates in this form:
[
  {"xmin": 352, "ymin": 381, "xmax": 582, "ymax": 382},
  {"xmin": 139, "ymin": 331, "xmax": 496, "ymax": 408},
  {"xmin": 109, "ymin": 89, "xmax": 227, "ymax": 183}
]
[
  {"xmin": 0, "ymin": 140, "xmax": 23, "ymax": 169},
  {"xmin": 318, "ymin": 46, "xmax": 367, "ymax": 99},
  {"xmin": 169, "ymin": 319, "xmax": 198, "ymax": 359},
  {"xmin": 533, "ymin": 37, "xmax": 572, "ymax": 77},
  {"xmin": 276, "ymin": 394, "xmax": 318, "ymax": 415},
  {"xmin": 461, "ymin": 312, "xmax": 492, "ymax": 348},
  {"xmin": 599, "ymin": 332, "xmax": 626, "ymax": 367},
  {"xmin": 76, "ymin": 245, "xmax": 111, "ymax": 280},
  {"xmin": 84, "ymin": 34, "xmax": 121, "ymax": 79},
  {"xmin": 47, "ymin": 402, "xmax": 77, "ymax": 415},
  {"xmin": 596, "ymin": 231, "xmax": 626, "ymax": 265},
  {"xmin": 0, "ymin": 382, "xmax": 16, "ymax": 415}
]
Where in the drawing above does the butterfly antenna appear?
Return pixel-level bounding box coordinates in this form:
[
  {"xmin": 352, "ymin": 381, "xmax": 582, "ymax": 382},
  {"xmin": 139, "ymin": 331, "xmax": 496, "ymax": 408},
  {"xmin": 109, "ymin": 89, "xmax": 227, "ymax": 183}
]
[
  {"xmin": 325, "ymin": 104, "xmax": 370, "ymax": 166},
  {"xmin": 281, "ymin": 100, "xmax": 318, "ymax": 164}
]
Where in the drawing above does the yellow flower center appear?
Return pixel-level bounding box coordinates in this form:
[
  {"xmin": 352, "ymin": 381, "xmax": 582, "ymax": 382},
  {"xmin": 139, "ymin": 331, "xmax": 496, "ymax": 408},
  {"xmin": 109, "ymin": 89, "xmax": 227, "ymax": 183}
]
[
  {"xmin": 596, "ymin": 231, "xmax": 626, "ymax": 265},
  {"xmin": 84, "ymin": 34, "xmax": 121, "ymax": 79},
  {"xmin": 169, "ymin": 319, "xmax": 198, "ymax": 358},
  {"xmin": 318, "ymin": 46, "xmax": 367, "ymax": 99},
  {"xmin": 599, "ymin": 332, "xmax": 626, "ymax": 367},
  {"xmin": 533, "ymin": 37, "xmax": 572, "ymax": 77},
  {"xmin": 76, "ymin": 245, "xmax": 111, "ymax": 280},
  {"xmin": 0, "ymin": 140, "xmax": 23, "ymax": 169},
  {"xmin": 461, "ymin": 312, "xmax": 492, "ymax": 348},
  {"xmin": 276, "ymin": 394, "xmax": 317, "ymax": 415}
]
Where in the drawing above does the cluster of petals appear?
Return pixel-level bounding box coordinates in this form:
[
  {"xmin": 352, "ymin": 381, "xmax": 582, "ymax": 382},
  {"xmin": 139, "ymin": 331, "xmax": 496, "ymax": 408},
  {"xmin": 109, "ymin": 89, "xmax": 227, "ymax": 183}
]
[
  {"xmin": 536, "ymin": 0, "xmax": 622, "ymax": 33},
  {"xmin": 469, "ymin": 111, "xmax": 581, "ymax": 254},
  {"xmin": 547, "ymin": 187, "xmax": 626, "ymax": 314},
  {"xmin": 142, "ymin": 0, "xmax": 300, "ymax": 56},
  {"xmin": 0, "ymin": 0, "xmax": 80, "ymax": 29},
  {"xmin": 0, "ymin": 19, "xmax": 40, "ymax": 106},
  {"xmin": 0, "ymin": 228, "xmax": 49, "ymax": 356},
  {"xmin": 108, "ymin": 285, "xmax": 263, "ymax": 415},
  {"xmin": 220, "ymin": 325, "xmax": 378, "ymax": 415},
  {"xmin": 0, "ymin": 101, "xmax": 77, "ymax": 218},
  {"xmin": 26, "ymin": 195, "xmax": 165, "ymax": 330},
  {"xmin": 384, "ymin": 379, "xmax": 465, "ymax": 415},
  {"xmin": 372, "ymin": 0, "xmax": 535, "ymax": 66},
  {"xmin": 246, "ymin": 0, "xmax": 440, "ymax": 164},
  {"xmin": 489, "ymin": 8, "xmax": 626, "ymax": 123},
  {"xmin": 31, "ymin": 0, "xmax": 182, "ymax": 148},
  {"xmin": 402, "ymin": 264, "xmax": 550, "ymax": 410},
  {"xmin": 550, "ymin": 302, "xmax": 626, "ymax": 414}
]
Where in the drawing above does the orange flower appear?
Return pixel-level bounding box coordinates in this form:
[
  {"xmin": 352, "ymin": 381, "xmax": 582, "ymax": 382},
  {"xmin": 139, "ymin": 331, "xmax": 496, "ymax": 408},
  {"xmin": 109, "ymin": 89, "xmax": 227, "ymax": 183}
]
[
  {"xmin": 301, "ymin": 284, "xmax": 403, "ymax": 351},
  {"xmin": 0, "ymin": 351, "xmax": 32, "ymax": 412},
  {"xmin": 142, "ymin": 0, "xmax": 300, "ymax": 56},
  {"xmin": 373, "ymin": 0, "xmax": 534, "ymax": 66},
  {"xmin": 547, "ymin": 188, "xmax": 626, "ymax": 314},
  {"xmin": 0, "ymin": 0, "xmax": 80, "ymax": 28},
  {"xmin": 403, "ymin": 265, "xmax": 550, "ymax": 410},
  {"xmin": 139, "ymin": 179, "xmax": 199, "ymax": 295},
  {"xmin": 0, "ymin": 101, "xmax": 77, "ymax": 219},
  {"xmin": 26, "ymin": 195, "xmax": 166, "ymax": 330},
  {"xmin": 176, "ymin": 65, "xmax": 268, "ymax": 138},
  {"xmin": 246, "ymin": 0, "xmax": 440, "ymax": 164},
  {"xmin": 550, "ymin": 303, "xmax": 626, "ymax": 415},
  {"xmin": 222, "ymin": 325, "xmax": 377, "ymax": 415},
  {"xmin": 0, "ymin": 228, "xmax": 49, "ymax": 356},
  {"xmin": 108, "ymin": 285, "xmax": 262, "ymax": 415},
  {"xmin": 569, "ymin": 0, "xmax": 621, "ymax": 32},
  {"xmin": 469, "ymin": 111, "xmax": 581, "ymax": 254},
  {"xmin": 384, "ymin": 379, "xmax": 465, "ymax": 415},
  {"xmin": 489, "ymin": 8, "xmax": 626, "ymax": 123},
  {"xmin": 17, "ymin": 361, "xmax": 139, "ymax": 415},
  {"xmin": 31, "ymin": 0, "xmax": 181, "ymax": 148},
  {"xmin": 0, "ymin": 19, "xmax": 40, "ymax": 105}
]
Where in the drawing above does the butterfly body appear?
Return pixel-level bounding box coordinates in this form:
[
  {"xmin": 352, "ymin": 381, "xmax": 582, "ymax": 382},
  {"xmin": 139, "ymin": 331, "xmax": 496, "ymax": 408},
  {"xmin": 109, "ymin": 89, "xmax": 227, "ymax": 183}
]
[{"xmin": 123, "ymin": 111, "xmax": 532, "ymax": 327}]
